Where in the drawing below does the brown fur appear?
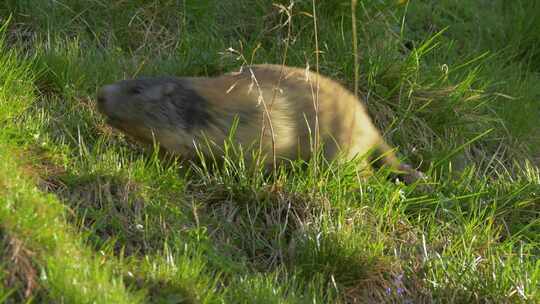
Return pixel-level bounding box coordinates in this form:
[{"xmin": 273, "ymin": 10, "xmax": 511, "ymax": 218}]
[{"xmin": 97, "ymin": 64, "xmax": 425, "ymax": 183}]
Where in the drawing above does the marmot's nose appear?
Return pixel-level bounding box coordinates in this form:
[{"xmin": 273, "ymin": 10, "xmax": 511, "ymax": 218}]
[
  {"xmin": 96, "ymin": 87, "xmax": 110, "ymax": 114},
  {"xmin": 97, "ymin": 93, "xmax": 105, "ymax": 105},
  {"xmin": 97, "ymin": 85, "xmax": 112, "ymax": 110}
]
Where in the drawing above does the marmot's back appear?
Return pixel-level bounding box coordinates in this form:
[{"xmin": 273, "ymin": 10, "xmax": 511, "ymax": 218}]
[{"xmin": 188, "ymin": 64, "xmax": 381, "ymax": 161}]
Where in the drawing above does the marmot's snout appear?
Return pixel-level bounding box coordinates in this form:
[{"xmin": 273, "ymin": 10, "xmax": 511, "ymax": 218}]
[
  {"xmin": 96, "ymin": 90, "xmax": 106, "ymax": 111},
  {"xmin": 97, "ymin": 84, "xmax": 122, "ymax": 118}
]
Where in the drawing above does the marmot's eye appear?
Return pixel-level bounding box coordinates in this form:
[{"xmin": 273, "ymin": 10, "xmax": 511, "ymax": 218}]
[{"xmin": 130, "ymin": 86, "xmax": 144, "ymax": 95}]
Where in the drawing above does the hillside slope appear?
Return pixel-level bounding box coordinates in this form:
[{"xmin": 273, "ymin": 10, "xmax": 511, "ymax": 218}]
[{"xmin": 1, "ymin": 1, "xmax": 538, "ymax": 303}]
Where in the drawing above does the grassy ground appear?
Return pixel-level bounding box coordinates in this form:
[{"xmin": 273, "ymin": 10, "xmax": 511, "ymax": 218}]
[{"xmin": 0, "ymin": 0, "xmax": 539, "ymax": 303}]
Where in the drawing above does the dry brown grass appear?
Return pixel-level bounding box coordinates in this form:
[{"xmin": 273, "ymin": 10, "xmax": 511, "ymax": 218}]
[{"xmin": 0, "ymin": 230, "xmax": 39, "ymax": 300}]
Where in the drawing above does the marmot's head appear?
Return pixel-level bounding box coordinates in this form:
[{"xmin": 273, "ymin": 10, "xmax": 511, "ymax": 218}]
[{"xmin": 97, "ymin": 77, "xmax": 210, "ymax": 145}]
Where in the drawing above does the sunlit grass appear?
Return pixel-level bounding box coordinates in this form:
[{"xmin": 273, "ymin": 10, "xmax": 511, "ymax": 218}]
[{"xmin": 0, "ymin": 0, "xmax": 538, "ymax": 302}]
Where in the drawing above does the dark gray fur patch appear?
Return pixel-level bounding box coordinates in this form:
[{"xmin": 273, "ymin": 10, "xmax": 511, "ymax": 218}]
[
  {"xmin": 165, "ymin": 79, "xmax": 212, "ymax": 132},
  {"xmin": 116, "ymin": 76, "xmax": 213, "ymax": 132}
]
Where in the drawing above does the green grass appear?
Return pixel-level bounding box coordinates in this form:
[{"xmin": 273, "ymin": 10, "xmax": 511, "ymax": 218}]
[{"xmin": 1, "ymin": 0, "xmax": 539, "ymax": 302}]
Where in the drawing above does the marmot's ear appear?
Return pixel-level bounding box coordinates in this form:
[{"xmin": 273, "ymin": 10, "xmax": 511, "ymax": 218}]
[{"xmin": 162, "ymin": 82, "xmax": 177, "ymax": 96}]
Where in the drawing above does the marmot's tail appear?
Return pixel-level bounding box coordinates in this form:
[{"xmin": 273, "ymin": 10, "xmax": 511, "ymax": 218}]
[{"xmin": 370, "ymin": 141, "xmax": 425, "ymax": 185}]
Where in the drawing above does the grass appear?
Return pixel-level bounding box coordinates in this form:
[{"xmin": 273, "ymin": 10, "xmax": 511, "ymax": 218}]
[{"xmin": 0, "ymin": 0, "xmax": 539, "ymax": 302}]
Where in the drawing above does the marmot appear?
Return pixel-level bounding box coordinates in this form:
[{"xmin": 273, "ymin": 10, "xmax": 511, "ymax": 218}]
[{"xmin": 97, "ymin": 64, "xmax": 424, "ymax": 184}]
